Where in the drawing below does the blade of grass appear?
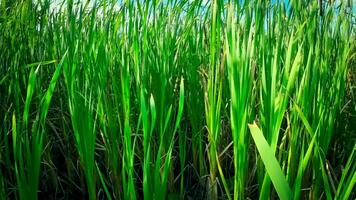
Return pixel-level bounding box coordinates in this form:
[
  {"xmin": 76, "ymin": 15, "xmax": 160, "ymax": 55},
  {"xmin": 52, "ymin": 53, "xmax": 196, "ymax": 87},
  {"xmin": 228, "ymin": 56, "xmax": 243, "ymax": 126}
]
[{"xmin": 248, "ymin": 122, "xmax": 292, "ymax": 200}]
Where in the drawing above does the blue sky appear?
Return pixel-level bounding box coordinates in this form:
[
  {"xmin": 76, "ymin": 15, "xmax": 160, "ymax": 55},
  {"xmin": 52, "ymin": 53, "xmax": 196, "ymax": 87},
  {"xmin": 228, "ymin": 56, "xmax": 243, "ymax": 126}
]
[{"xmin": 50, "ymin": 0, "xmax": 356, "ymax": 16}]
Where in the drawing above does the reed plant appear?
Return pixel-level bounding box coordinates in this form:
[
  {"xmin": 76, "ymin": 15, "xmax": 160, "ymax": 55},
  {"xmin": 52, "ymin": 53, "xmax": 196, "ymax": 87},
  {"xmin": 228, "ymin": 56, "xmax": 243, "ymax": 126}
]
[{"xmin": 0, "ymin": 0, "xmax": 354, "ymax": 199}]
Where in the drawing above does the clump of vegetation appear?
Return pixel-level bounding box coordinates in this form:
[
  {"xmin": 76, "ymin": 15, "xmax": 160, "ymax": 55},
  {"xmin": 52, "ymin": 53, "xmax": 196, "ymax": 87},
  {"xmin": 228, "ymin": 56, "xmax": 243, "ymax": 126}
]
[{"xmin": 0, "ymin": 0, "xmax": 355, "ymax": 199}]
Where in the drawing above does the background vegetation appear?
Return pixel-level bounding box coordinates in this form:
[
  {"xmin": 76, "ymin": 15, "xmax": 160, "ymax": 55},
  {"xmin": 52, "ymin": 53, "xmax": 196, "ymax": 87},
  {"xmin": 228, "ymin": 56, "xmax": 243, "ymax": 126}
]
[{"xmin": 0, "ymin": 0, "xmax": 355, "ymax": 199}]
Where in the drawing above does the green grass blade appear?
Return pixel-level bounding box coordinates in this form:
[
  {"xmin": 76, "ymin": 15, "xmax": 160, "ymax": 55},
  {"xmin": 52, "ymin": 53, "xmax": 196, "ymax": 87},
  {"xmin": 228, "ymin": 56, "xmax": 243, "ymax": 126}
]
[{"xmin": 248, "ymin": 123, "xmax": 292, "ymax": 200}]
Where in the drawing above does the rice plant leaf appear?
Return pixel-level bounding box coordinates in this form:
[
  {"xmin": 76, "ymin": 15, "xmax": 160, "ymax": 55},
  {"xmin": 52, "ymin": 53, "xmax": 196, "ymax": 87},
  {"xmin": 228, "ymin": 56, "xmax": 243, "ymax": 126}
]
[
  {"xmin": 149, "ymin": 94, "xmax": 156, "ymax": 135},
  {"xmin": 25, "ymin": 60, "xmax": 57, "ymax": 69},
  {"xmin": 23, "ymin": 66, "xmax": 38, "ymax": 126},
  {"xmin": 336, "ymin": 144, "xmax": 356, "ymax": 200},
  {"xmin": 248, "ymin": 123, "xmax": 292, "ymax": 200},
  {"xmin": 292, "ymin": 103, "xmax": 319, "ymax": 200},
  {"xmin": 12, "ymin": 113, "xmax": 18, "ymax": 158},
  {"xmin": 96, "ymin": 163, "xmax": 112, "ymax": 200},
  {"xmin": 173, "ymin": 77, "xmax": 184, "ymax": 132},
  {"xmin": 39, "ymin": 51, "xmax": 67, "ymax": 124}
]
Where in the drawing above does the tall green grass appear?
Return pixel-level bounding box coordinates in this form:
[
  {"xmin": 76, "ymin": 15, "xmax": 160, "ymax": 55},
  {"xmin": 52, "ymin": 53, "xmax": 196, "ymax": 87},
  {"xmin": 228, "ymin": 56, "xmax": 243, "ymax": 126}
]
[{"xmin": 0, "ymin": 0, "xmax": 355, "ymax": 199}]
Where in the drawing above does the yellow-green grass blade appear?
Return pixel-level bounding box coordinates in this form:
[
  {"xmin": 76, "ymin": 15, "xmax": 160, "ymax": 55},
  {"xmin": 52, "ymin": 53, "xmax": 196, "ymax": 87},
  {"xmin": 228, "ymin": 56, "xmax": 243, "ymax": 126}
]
[{"xmin": 248, "ymin": 123, "xmax": 292, "ymax": 200}]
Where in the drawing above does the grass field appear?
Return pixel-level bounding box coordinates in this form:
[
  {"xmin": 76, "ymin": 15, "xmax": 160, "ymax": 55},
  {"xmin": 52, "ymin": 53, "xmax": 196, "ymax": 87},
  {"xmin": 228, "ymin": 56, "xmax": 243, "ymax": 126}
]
[{"xmin": 0, "ymin": 0, "xmax": 355, "ymax": 199}]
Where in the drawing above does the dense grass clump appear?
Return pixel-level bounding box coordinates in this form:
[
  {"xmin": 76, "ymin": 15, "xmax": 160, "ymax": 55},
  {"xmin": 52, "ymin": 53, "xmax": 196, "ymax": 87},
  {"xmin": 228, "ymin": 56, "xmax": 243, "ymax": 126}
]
[{"xmin": 0, "ymin": 0, "xmax": 355, "ymax": 199}]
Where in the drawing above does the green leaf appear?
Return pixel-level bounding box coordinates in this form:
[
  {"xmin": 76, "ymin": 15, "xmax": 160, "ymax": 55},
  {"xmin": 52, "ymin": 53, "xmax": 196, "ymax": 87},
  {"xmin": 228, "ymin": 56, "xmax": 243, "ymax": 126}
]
[
  {"xmin": 39, "ymin": 51, "xmax": 67, "ymax": 124},
  {"xmin": 248, "ymin": 123, "xmax": 292, "ymax": 200}
]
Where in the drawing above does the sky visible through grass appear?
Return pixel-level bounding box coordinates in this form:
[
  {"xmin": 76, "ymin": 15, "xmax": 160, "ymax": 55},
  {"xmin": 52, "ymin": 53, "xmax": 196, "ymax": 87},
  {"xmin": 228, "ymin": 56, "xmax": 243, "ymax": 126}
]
[{"xmin": 48, "ymin": 0, "xmax": 356, "ymax": 24}]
